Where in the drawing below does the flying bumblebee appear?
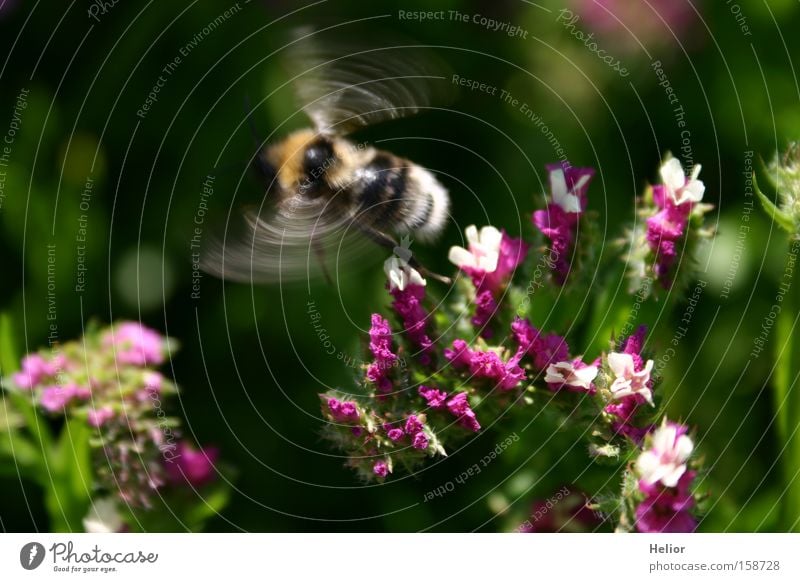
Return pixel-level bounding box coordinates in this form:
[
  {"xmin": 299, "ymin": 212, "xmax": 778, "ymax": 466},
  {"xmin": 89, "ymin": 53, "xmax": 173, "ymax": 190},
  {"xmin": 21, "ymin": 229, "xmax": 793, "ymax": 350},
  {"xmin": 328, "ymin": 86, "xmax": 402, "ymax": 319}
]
[{"xmin": 201, "ymin": 28, "xmax": 453, "ymax": 284}]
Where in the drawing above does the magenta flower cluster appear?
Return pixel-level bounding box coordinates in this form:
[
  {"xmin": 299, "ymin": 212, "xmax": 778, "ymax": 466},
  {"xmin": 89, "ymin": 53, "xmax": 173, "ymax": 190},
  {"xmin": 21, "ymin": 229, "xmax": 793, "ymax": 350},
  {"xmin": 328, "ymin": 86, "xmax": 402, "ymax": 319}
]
[
  {"xmin": 321, "ymin": 313, "xmax": 483, "ymax": 480},
  {"xmin": 445, "ymin": 339, "xmax": 526, "ymax": 390},
  {"xmin": 636, "ymin": 471, "xmax": 697, "ymax": 533},
  {"xmin": 640, "ymin": 158, "xmax": 708, "ymax": 288},
  {"xmin": 511, "ymin": 317, "xmax": 569, "ymax": 372},
  {"xmin": 12, "ymin": 322, "xmax": 219, "ymax": 507},
  {"xmin": 634, "ymin": 421, "xmax": 697, "ymax": 532},
  {"xmin": 318, "ymin": 159, "xmax": 707, "ymax": 533},
  {"xmin": 327, "ymin": 397, "xmax": 361, "ymax": 423},
  {"xmin": 604, "ymin": 326, "xmax": 654, "ymax": 443},
  {"xmin": 365, "ymin": 314, "xmax": 397, "ymax": 394},
  {"xmin": 448, "ymin": 226, "xmax": 528, "ymax": 336},
  {"xmin": 533, "ymin": 163, "xmax": 595, "ymax": 284},
  {"xmin": 390, "ymin": 283, "xmax": 434, "ymax": 361},
  {"xmin": 420, "ymin": 386, "xmax": 481, "ymax": 432}
]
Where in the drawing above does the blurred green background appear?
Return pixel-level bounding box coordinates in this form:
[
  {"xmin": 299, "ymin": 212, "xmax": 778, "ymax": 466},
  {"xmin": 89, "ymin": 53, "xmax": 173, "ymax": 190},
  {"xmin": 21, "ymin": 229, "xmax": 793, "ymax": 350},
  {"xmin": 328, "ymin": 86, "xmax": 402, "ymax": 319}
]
[{"xmin": 1, "ymin": 0, "xmax": 799, "ymax": 531}]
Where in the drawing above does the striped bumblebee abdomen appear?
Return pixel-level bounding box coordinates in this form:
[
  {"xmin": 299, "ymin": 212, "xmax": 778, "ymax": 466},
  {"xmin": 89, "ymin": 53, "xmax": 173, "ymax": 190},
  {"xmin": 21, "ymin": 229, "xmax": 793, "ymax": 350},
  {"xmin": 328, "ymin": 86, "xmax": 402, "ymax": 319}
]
[{"xmin": 350, "ymin": 149, "xmax": 449, "ymax": 242}]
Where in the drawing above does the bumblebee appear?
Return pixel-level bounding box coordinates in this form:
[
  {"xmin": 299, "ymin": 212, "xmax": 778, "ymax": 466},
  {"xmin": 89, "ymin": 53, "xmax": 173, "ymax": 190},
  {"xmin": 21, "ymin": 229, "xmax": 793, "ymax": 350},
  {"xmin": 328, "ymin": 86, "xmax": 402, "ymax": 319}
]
[{"xmin": 201, "ymin": 28, "xmax": 453, "ymax": 284}]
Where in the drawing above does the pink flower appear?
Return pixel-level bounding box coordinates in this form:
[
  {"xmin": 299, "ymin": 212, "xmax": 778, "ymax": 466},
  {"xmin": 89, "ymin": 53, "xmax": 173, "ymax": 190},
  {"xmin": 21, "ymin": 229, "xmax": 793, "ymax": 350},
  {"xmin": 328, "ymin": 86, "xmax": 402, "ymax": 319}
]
[
  {"xmin": 412, "ymin": 432, "xmax": 429, "ymax": 450},
  {"xmin": 607, "ymin": 352, "xmax": 655, "ymax": 405},
  {"xmin": 512, "ymin": 317, "xmax": 569, "ymax": 371},
  {"xmin": 373, "ymin": 460, "xmax": 389, "ymax": 478},
  {"xmin": 419, "ymin": 385, "xmax": 448, "ymax": 409},
  {"xmin": 448, "ymin": 225, "xmax": 503, "ymax": 274},
  {"xmin": 445, "ymin": 340, "xmax": 526, "ymax": 390},
  {"xmin": 165, "ymin": 441, "xmax": 219, "ymax": 487},
  {"xmin": 646, "ymin": 198, "xmax": 690, "ymax": 285},
  {"xmin": 636, "ymin": 420, "xmax": 694, "ymax": 487},
  {"xmin": 604, "ymin": 326, "xmax": 656, "ymax": 440},
  {"xmin": 143, "ymin": 371, "xmax": 163, "ymax": 391},
  {"xmin": 444, "ymin": 339, "xmax": 474, "ymax": 368},
  {"xmin": 453, "ymin": 229, "xmax": 527, "ymax": 296},
  {"xmin": 635, "ymin": 498, "xmax": 696, "ymax": 533},
  {"xmin": 325, "ymin": 397, "xmax": 361, "ymax": 423},
  {"xmin": 105, "ymin": 322, "xmax": 166, "ymax": 366},
  {"xmin": 633, "ymin": 420, "xmax": 696, "ymax": 532},
  {"xmin": 567, "ymin": 1, "xmax": 698, "ymax": 53},
  {"xmin": 481, "ymin": 232, "xmax": 528, "ymax": 294},
  {"xmin": 470, "ymin": 350, "xmax": 526, "ymax": 390},
  {"xmin": 449, "ymin": 225, "xmax": 528, "ymax": 332},
  {"xmin": 635, "ymin": 471, "xmax": 697, "ymax": 533},
  {"xmin": 39, "ymin": 386, "xmax": 74, "ymax": 412},
  {"xmin": 659, "ymin": 158, "xmax": 705, "ymax": 206},
  {"xmin": 533, "ymin": 163, "xmax": 595, "ymax": 284},
  {"xmin": 368, "ymin": 314, "xmax": 395, "ymax": 362},
  {"xmin": 13, "ymin": 353, "xmax": 63, "ymax": 389},
  {"xmin": 39, "ymin": 383, "xmax": 88, "ymax": 412},
  {"xmin": 544, "ymin": 360, "xmax": 598, "ymax": 392},
  {"xmin": 387, "ymin": 428, "xmax": 404, "ymax": 441},
  {"xmin": 446, "ymin": 392, "xmax": 481, "ymax": 432},
  {"xmin": 88, "ymin": 407, "xmax": 114, "ymax": 427},
  {"xmin": 646, "ymin": 160, "xmax": 705, "ymax": 286},
  {"xmin": 620, "ymin": 325, "xmax": 647, "ymax": 370},
  {"xmin": 471, "ymin": 289, "xmax": 499, "ymax": 333},
  {"xmin": 546, "ymin": 162, "xmax": 594, "ymax": 213},
  {"xmin": 404, "ymin": 414, "xmax": 424, "ymax": 435},
  {"xmin": 388, "ymin": 275, "xmax": 434, "ymax": 357},
  {"xmin": 136, "ymin": 371, "xmax": 164, "ymax": 401},
  {"xmin": 366, "ymin": 314, "xmax": 397, "ymax": 393}
]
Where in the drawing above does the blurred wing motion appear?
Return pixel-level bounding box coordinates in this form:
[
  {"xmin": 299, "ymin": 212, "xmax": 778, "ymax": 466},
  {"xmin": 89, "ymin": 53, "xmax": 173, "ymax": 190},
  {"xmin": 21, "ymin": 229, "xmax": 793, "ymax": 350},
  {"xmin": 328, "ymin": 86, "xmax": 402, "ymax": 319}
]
[
  {"xmin": 201, "ymin": 28, "xmax": 452, "ymax": 284},
  {"xmin": 200, "ymin": 196, "xmax": 371, "ymax": 284},
  {"xmin": 285, "ymin": 27, "xmax": 453, "ymax": 134}
]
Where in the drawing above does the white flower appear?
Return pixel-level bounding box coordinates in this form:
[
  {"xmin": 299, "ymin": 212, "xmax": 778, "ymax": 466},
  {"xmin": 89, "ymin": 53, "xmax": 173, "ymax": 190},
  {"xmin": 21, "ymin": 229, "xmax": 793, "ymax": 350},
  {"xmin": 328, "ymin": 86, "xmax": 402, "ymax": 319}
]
[
  {"xmin": 660, "ymin": 157, "xmax": 705, "ymax": 206},
  {"xmin": 447, "ymin": 225, "xmax": 502, "ymax": 273},
  {"xmin": 607, "ymin": 352, "xmax": 654, "ymax": 405},
  {"xmin": 549, "ymin": 167, "xmax": 591, "ymax": 213},
  {"xmin": 545, "ymin": 361, "xmax": 598, "ymax": 390},
  {"xmin": 82, "ymin": 498, "xmax": 123, "ymax": 533},
  {"xmin": 383, "ymin": 256, "xmax": 426, "ymax": 291},
  {"xmin": 636, "ymin": 419, "xmax": 694, "ymax": 487}
]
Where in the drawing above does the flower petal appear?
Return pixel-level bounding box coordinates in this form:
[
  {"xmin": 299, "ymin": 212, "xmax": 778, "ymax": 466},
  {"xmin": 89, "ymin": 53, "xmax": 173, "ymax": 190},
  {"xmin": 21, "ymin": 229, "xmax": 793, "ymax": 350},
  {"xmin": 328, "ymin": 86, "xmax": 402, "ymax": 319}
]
[
  {"xmin": 607, "ymin": 352, "xmax": 634, "ymax": 377},
  {"xmin": 660, "ymin": 158, "xmax": 685, "ymax": 191},
  {"xmin": 448, "ymin": 246, "xmax": 475, "ymax": 269}
]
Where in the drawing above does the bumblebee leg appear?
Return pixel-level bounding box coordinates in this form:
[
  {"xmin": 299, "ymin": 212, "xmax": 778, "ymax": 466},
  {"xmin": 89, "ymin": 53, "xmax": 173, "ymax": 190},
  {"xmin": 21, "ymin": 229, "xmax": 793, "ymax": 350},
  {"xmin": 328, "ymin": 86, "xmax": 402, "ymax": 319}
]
[
  {"xmin": 353, "ymin": 223, "xmax": 452, "ymax": 286},
  {"xmin": 311, "ymin": 236, "xmax": 334, "ymax": 286},
  {"xmin": 412, "ymin": 260, "xmax": 453, "ymax": 286}
]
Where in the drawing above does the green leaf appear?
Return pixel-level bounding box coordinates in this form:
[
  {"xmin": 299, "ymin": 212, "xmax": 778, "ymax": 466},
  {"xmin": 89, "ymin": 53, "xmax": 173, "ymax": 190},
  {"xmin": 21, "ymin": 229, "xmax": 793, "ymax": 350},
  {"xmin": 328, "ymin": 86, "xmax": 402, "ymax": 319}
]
[
  {"xmin": 0, "ymin": 394, "xmax": 24, "ymax": 432},
  {"xmin": 125, "ymin": 479, "xmax": 233, "ymax": 532},
  {"xmin": 62, "ymin": 417, "xmax": 94, "ymax": 500},
  {"xmin": 0, "ymin": 313, "xmax": 19, "ymax": 376},
  {"xmin": 183, "ymin": 480, "xmax": 232, "ymax": 530},
  {"xmin": 45, "ymin": 417, "xmax": 93, "ymax": 531},
  {"xmin": 0, "ymin": 313, "xmax": 52, "ymax": 476},
  {"xmin": 753, "ymin": 173, "xmax": 795, "ymax": 234},
  {"xmin": 0, "ymin": 428, "xmax": 41, "ymax": 476},
  {"xmin": 774, "ymin": 309, "xmax": 794, "ymax": 445},
  {"xmin": 773, "ymin": 278, "xmax": 800, "ymax": 532}
]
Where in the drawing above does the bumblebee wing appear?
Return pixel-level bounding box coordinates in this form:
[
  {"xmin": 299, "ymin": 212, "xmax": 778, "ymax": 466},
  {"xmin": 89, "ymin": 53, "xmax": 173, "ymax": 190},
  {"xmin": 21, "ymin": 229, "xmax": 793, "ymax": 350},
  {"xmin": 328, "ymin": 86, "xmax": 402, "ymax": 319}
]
[
  {"xmin": 200, "ymin": 195, "xmax": 373, "ymax": 284},
  {"xmin": 285, "ymin": 27, "xmax": 453, "ymax": 135}
]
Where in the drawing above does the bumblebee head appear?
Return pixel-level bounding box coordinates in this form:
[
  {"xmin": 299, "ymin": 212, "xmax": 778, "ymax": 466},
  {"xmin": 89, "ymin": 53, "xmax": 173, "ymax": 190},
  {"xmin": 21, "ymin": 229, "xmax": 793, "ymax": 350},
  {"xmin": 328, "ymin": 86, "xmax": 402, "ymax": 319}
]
[{"xmin": 267, "ymin": 129, "xmax": 339, "ymax": 198}]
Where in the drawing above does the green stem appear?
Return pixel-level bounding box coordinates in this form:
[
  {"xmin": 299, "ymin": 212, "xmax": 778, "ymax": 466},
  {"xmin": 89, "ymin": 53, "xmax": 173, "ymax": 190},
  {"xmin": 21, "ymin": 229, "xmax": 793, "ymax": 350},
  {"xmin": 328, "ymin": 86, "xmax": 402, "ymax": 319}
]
[{"xmin": 773, "ymin": 239, "xmax": 800, "ymax": 532}]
